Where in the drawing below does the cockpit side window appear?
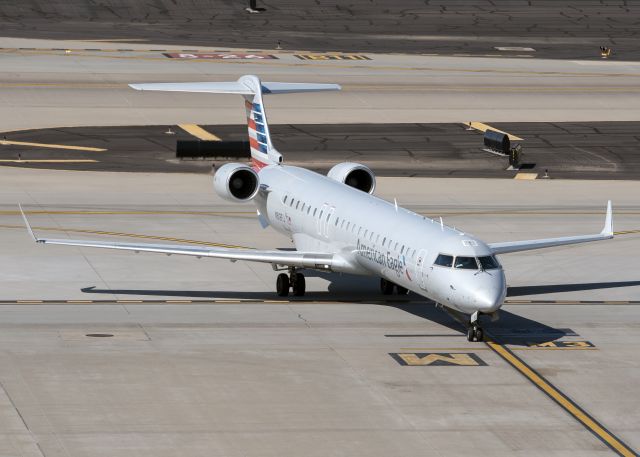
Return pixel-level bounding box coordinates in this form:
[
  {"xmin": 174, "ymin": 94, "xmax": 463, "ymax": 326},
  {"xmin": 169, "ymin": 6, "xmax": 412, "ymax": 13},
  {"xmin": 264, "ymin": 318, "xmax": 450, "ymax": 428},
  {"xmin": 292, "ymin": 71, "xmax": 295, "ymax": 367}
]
[
  {"xmin": 478, "ymin": 255, "xmax": 500, "ymax": 270},
  {"xmin": 434, "ymin": 254, "xmax": 453, "ymax": 267},
  {"xmin": 454, "ymin": 256, "xmax": 478, "ymax": 269}
]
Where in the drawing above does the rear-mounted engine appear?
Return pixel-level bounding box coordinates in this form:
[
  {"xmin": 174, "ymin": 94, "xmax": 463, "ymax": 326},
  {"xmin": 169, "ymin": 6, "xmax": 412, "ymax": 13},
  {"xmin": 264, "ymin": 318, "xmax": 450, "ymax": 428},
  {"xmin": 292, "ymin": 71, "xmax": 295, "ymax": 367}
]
[
  {"xmin": 213, "ymin": 163, "xmax": 259, "ymax": 202},
  {"xmin": 327, "ymin": 162, "xmax": 376, "ymax": 194}
]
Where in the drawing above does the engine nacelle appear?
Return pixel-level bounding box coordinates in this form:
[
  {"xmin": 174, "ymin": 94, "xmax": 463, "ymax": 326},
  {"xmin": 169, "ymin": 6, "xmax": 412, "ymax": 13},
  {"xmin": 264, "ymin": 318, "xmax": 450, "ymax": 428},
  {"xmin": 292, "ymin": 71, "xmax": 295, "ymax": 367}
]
[
  {"xmin": 327, "ymin": 162, "xmax": 376, "ymax": 194},
  {"xmin": 213, "ymin": 163, "xmax": 259, "ymax": 202}
]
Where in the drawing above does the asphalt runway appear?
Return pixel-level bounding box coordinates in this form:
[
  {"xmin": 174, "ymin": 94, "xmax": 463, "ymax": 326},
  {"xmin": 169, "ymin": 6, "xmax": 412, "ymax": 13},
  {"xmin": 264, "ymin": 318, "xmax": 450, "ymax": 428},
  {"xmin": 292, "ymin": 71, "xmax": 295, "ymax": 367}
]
[
  {"xmin": 1, "ymin": 0, "xmax": 640, "ymax": 60},
  {"xmin": 0, "ymin": 167, "xmax": 638, "ymax": 456},
  {"xmin": 2, "ymin": 122, "xmax": 640, "ymax": 179}
]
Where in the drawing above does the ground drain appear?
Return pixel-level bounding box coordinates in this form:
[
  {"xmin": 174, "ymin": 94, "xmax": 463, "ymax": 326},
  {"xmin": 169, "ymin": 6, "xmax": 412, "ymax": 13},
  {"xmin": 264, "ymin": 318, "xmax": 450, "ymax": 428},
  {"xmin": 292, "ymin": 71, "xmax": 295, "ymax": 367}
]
[{"xmin": 85, "ymin": 333, "xmax": 114, "ymax": 338}]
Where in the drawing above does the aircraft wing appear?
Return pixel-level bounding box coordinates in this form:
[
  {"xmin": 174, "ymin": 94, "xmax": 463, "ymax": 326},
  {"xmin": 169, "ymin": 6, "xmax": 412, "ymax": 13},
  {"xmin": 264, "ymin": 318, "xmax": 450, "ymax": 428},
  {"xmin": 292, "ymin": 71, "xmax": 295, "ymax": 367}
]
[
  {"xmin": 19, "ymin": 206, "xmax": 334, "ymax": 269},
  {"xmin": 488, "ymin": 201, "xmax": 613, "ymax": 255}
]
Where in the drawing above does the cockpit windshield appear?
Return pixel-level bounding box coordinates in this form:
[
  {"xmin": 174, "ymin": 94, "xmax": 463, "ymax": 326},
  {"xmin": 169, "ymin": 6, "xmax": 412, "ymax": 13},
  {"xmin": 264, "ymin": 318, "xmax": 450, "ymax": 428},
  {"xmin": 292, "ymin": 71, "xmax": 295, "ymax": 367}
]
[
  {"xmin": 454, "ymin": 256, "xmax": 478, "ymax": 269},
  {"xmin": 434, "ymin": 254, "xmax": 501, "ymax": 270},
  {"xmin": 478, "ymin": 255, "xmax": 500, "ymax": 270}
]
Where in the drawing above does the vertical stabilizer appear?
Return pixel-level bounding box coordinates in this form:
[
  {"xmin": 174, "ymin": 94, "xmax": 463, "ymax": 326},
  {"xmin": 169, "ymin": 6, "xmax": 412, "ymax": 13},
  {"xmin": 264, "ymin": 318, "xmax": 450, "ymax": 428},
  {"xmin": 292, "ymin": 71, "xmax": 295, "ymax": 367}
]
[
  {"xmin": 238, "ymin": 75, "xmax": 281, "ymax": 169},
  {"xmin": 129, "ymin": 75, "xmax": 340, "ymax": 171}
]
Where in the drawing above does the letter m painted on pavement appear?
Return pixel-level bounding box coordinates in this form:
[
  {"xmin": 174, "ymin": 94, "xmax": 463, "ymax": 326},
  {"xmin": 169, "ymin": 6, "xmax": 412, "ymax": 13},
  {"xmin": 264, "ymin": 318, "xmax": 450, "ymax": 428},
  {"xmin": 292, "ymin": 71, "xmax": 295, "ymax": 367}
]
[{"xmin": 390, "ymin": 353, "xmax": 487, "ymax": 366}]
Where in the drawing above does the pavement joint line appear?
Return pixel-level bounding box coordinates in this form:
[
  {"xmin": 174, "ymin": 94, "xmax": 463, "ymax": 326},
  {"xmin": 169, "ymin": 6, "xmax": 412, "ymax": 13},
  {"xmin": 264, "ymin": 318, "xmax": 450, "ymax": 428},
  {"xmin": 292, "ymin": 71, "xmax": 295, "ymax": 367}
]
[
  {"xmin": 0, "ymin": 139, "xmax": 106, "ymax": 151},
  {"xmin": 485, "ymin": 337, "xmax": 638, "ymax": 457},
  {"xmin": 0, "ymin": 299, "xmax": 637, "ymax": 305},
  {"xmin": 0, "ymin": 160, "xmax": 99, "ymax": 163},
  {"xmin": 177, "ymin": 124, "xmax": 221, "ymax": 141}
]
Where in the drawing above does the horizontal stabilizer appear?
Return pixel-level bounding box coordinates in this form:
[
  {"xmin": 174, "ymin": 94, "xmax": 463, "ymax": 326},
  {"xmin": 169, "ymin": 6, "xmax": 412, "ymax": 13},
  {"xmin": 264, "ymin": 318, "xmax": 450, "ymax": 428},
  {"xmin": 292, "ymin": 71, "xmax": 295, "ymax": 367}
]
[{"xmin": 130, "ymin": 77, "xmax": 341, "ymax": 95}]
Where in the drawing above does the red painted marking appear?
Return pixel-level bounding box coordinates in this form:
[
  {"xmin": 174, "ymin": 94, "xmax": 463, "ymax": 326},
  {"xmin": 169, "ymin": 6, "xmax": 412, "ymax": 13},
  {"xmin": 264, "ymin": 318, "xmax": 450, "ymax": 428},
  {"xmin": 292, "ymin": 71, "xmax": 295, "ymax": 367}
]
[
  {"xmin": 249, "ymin": 137, "xmax": 260, "ymax": 150},
  {"xmin": 247, "ymin": 118, "xmax": 257, "ymax": 131},
  {"xmin": 252, "ymin": 157, "xmax": 269, "ymax": 171},
  {"xmin": 164, "ymin": 53, "xmax": 277, "ymax": 60},
  {"xmin": 245, "ymin": 100, "xmax": 254, "ymax": 111}
]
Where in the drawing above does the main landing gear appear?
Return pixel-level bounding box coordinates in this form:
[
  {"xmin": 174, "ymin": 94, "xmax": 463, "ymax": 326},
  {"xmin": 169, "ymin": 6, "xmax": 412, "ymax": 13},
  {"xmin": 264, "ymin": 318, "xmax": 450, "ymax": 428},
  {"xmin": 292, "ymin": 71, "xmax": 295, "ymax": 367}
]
[
  {"xmin": 276, "ymin": 268, "xmax": 306, "ymax": 297},
  {"xmin": 466, "ymin": 311, "xmax": 484, "ymax": 342},
  {"xmin": 380, "ymin": 278, "xmax": 409, "ymax": 296}
]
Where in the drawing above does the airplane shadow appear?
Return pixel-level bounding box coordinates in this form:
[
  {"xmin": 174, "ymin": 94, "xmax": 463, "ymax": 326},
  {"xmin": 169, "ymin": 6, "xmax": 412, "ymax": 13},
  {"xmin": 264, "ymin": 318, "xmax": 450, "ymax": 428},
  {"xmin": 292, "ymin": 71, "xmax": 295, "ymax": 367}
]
[
  {"xmin": 81, "ymin": 276, "xmax": 640, "ymax": 346},
  {"xmin": 507, "ymin": 280, "xmax": 640, "ymax": 297}
]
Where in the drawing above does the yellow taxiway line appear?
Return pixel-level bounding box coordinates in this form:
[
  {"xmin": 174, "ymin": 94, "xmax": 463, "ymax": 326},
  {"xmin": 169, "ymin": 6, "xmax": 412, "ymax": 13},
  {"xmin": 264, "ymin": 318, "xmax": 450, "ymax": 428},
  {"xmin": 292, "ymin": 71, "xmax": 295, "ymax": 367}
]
[
  {"xmin": 464, "ymin": 122, "xmax": 523, "ymax": 141},
  {"xmin": 0, "ymin": 140, "xmax": 106, "ymax": 152},
  {"xmin": 178, "ymin": 124, "xmax": 221, "ymax": 141},
  {"xmin": 486, "ymin": 340, "xmax": 636, "ymax": 456}
]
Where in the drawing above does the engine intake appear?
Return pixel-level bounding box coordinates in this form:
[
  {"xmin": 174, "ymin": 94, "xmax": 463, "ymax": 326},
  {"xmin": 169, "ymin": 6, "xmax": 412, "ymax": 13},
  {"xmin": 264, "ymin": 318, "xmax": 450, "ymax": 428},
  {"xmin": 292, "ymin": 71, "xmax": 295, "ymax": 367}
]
[
  {"xmin": 213, "ymin": 163, "xmax": 259, "ymax": 202},
  {"xmin": 327, "ymin": 162, "xmax": 376, "ymax": 194}
]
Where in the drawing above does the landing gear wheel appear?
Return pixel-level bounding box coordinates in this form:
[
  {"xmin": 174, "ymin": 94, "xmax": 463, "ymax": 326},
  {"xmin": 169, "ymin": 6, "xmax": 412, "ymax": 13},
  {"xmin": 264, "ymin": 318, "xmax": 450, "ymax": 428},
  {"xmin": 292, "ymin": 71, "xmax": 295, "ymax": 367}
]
[
  {"xmin": 292, "ymin": 273, "xmax": 306, "ymax": 296},
  {"xmin": 466, "ymin": 326, "xmax": 475, "ymax": 342},
  {"xmin": 396, "ymin": 285, "xmax": 409, "ymax": 295},
  {"xmin": 276, "ymin": 273, "xmax": 290, "ymax": 297},
  {"xmin": 380, "ymin": 278, "xmax": 394, "ymax": 295},
  {"xmin": 466, "ymin": 325, "xmax": 483, "ymax": 342}
]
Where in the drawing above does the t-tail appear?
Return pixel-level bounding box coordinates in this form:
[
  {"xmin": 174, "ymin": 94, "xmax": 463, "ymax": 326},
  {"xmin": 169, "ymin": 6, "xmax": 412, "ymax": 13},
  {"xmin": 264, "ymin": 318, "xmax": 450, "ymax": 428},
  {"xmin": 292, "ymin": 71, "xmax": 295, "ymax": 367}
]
[{"xmin": 129, "ymin": 75, "xmax": 341, "ymax": 170}]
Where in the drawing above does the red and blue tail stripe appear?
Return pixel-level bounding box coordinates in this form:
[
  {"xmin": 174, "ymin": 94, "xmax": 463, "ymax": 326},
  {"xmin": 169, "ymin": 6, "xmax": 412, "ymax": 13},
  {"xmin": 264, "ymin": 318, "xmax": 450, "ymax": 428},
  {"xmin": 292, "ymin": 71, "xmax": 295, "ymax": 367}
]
[{"xmin": 244, "ymin": 97, "xmax": 271, "ymax": 170}]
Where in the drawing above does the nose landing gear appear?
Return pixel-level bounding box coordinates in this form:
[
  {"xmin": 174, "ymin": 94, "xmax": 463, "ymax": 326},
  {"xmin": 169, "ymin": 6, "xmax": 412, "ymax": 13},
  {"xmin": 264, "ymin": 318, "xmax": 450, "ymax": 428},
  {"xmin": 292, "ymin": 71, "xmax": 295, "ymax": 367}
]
[
  {"xmin": 467, "ymin": 311, "xmax": 484, "ymax": 342},
  {"xmin": 276, "ymin": 268, "xmax": 306, "ymax": 297}
]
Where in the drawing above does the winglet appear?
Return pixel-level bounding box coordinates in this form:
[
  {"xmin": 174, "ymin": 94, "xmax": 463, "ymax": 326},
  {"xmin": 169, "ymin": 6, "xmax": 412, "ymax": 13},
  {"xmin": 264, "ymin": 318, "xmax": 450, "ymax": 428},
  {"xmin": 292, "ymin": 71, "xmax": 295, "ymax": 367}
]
[
  {"xmin": 19, "ymin": 204, "xmax": 39, "ymax": 242},
  {"xmin": 601, "ymin": 200, "xmax": 613, "ymax": 237}
]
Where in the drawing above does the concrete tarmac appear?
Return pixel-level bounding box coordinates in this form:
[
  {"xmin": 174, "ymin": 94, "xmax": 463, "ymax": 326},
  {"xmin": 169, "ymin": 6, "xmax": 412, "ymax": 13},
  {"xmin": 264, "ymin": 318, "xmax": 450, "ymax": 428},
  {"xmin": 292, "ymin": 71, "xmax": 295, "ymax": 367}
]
[
  {"xmin": 1, "ymin": 38, "xmax": 640, "ymax": 132},
  {"xmin": 0, "ymin": 166, "xmax": 638, "ymax": 456}
]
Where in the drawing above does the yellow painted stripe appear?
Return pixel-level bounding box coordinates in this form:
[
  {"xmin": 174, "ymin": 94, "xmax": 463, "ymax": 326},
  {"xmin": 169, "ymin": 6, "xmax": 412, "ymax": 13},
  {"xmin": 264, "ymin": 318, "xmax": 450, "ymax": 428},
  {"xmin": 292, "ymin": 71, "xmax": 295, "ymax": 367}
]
[
  {"xmin": 178, "ymin": 124, "xmax": 220, "ymax": 141},
  {"xmin": 486, "ymin": 340, "xmax": 636, "ymax": 456},
  {"xmin": 464, "ymin": 122, "xmax": 523, "ymax": 141},
  {"xmin": 514, "ymin": 172, "xmax": 538, "ymax": 180},
  {"xmin": 0, "ymin": 140, "xmax": 106, "ymax": 152}
]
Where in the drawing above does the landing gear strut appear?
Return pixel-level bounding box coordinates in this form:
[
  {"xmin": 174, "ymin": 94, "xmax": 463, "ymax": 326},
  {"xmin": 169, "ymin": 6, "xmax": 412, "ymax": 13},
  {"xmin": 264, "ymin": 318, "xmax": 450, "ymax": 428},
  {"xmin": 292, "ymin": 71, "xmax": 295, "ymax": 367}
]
[
  {"xmin": 276, "ymin": 268, "xmax": 306, "ymax": 297},
  {"xmin": 466, "ymin": 311, "xmax": 484, "ymax": 342},
  {"xmin": 380, "ymin": 278, "xmax": 409, "ymax": 295}
]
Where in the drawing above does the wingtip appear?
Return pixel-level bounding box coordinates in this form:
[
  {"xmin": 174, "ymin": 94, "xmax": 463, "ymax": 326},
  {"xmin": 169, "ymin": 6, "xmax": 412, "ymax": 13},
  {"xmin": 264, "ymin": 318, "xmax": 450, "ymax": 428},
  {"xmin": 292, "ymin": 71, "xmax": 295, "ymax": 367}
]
[
  {"xmin": 18, "ymin": 204, "xmax": 38, "ymax": 242},
  {"xmin": 603, "ymin": 200, "xmax": 613, "ymax": 237}
]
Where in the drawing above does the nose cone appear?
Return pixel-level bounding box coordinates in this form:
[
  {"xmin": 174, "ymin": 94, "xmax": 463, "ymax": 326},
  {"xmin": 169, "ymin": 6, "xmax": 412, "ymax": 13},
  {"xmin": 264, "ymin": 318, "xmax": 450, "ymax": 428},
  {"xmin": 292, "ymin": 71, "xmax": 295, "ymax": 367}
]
[{"xmin": 474, "ymin": 273, "xmax": 506, "ymax": 312}]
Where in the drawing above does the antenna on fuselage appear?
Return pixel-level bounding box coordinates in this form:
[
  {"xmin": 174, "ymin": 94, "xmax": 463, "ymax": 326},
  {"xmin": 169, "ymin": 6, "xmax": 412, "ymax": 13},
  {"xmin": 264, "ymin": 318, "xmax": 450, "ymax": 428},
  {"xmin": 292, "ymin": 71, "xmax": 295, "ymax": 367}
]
[
  {"xmin": 439, "ymin": 217, "xmax": 444, "ymax": 231},
  {"xmin": 394, "ymin": 198, "xmax": 398, "ymax": 212}
]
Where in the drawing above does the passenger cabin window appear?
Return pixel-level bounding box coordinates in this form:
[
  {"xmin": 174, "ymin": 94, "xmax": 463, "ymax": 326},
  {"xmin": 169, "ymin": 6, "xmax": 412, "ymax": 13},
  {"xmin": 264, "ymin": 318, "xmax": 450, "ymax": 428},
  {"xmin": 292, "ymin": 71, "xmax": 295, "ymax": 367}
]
[
  {"xmin": 478, "ymin": 256, "xmax": 500, "ymax": 270},
  {"xmin": 296, "ymin": 201, "xmax": 300, "ymax": 209},
  {"xmin": 307, "ymin": 206, "xmax": 311, "ymax": 214},
  {"xmin": 434, "ymin": 254, "xmax": 453, "ymax": 267},
  {"xmin": 454, "ymin": 256, "xmax": 478, "ymax": 270},
  {"xmin": 283, "ymin": 196, "xmax": 288, "ymax": 204},
  {"xmin": 313, "ymin": 208, "xmax": 317, "ymax": 216},
  {"xmin": 301, "ymin": 203, "xmax": 305, "ymax": 211}
]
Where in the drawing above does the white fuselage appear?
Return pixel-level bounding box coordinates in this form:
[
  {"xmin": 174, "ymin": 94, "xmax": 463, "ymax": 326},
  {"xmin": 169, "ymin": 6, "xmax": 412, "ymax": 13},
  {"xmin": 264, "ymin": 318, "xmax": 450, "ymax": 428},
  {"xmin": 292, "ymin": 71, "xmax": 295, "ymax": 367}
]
[{"xmin": 253, "ymin": 165, "xmax": 506, "ymax": 315}]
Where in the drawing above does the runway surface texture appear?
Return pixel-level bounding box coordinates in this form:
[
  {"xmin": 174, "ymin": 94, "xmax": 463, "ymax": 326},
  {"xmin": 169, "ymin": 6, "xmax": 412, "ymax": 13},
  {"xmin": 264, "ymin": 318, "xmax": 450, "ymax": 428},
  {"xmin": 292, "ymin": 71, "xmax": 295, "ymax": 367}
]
[
  {"xmin": 0, "ymin": 166, "xmax": 638, "ymax": 456},
  {"xmin": 1, "ymin": 38, "xmax": 640, "ymax": 132},
  {"xmin": 1, "ymin": 0, "xmax": 640, "ymax": 60},
  {"xmin": 2, "ymin": 122, "xmax": 640, "ymax": 179}
]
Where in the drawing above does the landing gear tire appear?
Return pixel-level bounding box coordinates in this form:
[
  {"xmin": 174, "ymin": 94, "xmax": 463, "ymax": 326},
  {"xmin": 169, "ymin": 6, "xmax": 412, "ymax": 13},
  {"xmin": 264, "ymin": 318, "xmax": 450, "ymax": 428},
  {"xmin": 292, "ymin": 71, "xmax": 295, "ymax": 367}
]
[
  {"xmin": 396, "ymin": 286, "xmax": 409, "ymax": 295},
  {"xmin": 291, "ymin": 272, "xmax": 306, "ymax": 296},
  {"xmin": 467, "ymin": 325, "xmax": 484, "ymax": 342},
  {"xmin": 380, "ymin": 278, "xmax": 394, "ymax": 295},
  {"xmin": 466, "ymin": 327, "xmax": 475, "ymax": 342},
  {"xmin": 276, "ymin": 273, "xmax": 290, "ymax": 297}
]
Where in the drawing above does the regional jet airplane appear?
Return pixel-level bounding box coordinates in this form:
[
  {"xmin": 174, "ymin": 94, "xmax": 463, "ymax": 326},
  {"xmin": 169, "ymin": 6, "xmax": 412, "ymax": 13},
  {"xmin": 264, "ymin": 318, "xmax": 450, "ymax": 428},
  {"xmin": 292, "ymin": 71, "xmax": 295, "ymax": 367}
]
[{"xmin": 21, "ymin": 75, "xmax": 614, "ymax": 341}]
